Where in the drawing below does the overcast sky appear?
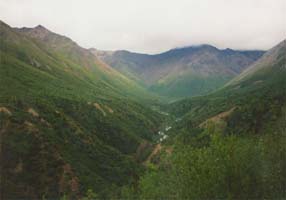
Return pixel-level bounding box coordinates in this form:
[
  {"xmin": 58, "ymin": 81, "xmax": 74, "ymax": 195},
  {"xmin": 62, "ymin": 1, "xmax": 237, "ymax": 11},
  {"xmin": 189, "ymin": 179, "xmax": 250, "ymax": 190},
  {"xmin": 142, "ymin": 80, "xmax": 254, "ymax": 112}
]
[{"xmin": 0, "ymin": 0, "xmax": 285, "ymax": 53}]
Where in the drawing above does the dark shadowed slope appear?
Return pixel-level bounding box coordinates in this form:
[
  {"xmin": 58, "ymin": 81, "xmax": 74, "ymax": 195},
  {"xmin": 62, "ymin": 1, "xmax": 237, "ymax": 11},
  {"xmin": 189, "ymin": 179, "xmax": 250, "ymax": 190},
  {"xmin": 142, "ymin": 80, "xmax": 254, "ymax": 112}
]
[{"xmin": 0, "ymin": 20, "xmax": 163, "ymax": 199}]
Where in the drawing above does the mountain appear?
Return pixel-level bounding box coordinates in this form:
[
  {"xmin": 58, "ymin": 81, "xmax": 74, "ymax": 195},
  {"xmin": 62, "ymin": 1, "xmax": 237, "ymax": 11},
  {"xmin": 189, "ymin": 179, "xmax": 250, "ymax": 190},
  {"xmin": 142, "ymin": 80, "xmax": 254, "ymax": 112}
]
[
  {"xmin": 125, "ymin": 39, "xmax": 286, "ymax": 200},
  {"xmin": 0, "ymin": 21, "xmax": 163, "ymax": 199},
  {"xmin": 91, "ymin": 45, "xmax": 265, "ymax": 98},
  {"xmin": 14, "ymin": 24, "xmax": 156, "ymax": 102},
  {"xmin": 227, "ymin": 39, "xmax": 286, "ymax": 87},
  {"xmin": 1, "ymin": 18, "xmax": 284, "ymax": 199},
  {"xmin": 169, "ymin": 38, "xmax": 286, "ymax": 135}
]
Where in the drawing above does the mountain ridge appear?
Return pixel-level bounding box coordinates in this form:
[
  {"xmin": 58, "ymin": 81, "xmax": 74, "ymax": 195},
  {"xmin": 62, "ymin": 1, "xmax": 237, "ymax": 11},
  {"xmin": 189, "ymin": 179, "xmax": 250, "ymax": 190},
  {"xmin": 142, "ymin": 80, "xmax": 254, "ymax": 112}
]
[
  {"xmin": 92, "ymin": 44, "xmax": 265, "ymax": 98},
  {"xmin": 168, "ymin": 37, "xmax": 286, "ymax": 126}
]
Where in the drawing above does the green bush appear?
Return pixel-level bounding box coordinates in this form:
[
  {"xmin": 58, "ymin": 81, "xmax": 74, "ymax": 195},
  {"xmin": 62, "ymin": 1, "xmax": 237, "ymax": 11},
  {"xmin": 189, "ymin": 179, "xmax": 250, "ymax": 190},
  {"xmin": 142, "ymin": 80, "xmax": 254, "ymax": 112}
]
[{"xmin": 134, "ymin": 130, "xmax": 286, "ymax": 199}]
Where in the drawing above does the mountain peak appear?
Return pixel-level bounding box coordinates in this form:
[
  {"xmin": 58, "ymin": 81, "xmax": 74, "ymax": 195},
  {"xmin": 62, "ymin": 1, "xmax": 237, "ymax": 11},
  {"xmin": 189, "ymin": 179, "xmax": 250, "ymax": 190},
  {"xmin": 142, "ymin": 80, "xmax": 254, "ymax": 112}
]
[
  {"xmin": 15, "ymin": 24, "xmax": 52, "ymax": 40},
  {"xmin": 224, "ymin": 48, "xmax": 234, "ymax": 51},
  {"xmin": 32, "ymin": 24, "xmax": 51, "ymax": 34},
  {"xmin": 168, "ymin": 44, "xmax": 218, "ymax": 54},
  {"xmin": 34, "ymin": 24, "xmax": 47, "ymax": 30}
]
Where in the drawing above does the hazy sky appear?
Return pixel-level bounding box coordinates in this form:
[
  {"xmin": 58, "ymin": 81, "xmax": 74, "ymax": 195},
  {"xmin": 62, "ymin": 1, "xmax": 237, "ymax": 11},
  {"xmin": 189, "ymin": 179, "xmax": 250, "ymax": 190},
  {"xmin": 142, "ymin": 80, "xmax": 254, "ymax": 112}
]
[{"xmin": 1, "ymin": 0, "xmax": 285, "ymax": 53}]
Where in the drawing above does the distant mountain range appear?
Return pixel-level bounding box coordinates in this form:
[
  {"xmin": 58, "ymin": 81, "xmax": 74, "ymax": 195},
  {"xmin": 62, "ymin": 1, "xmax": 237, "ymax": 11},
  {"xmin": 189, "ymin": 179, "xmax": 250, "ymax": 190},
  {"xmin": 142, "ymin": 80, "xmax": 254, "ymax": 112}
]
[
  {"xmin": 91, "ymin": 45, "xmax": 265, "ymax": 98},
  {"xmin": 1, "ymin": 19, "xmax": 285, "ymax": 199}
]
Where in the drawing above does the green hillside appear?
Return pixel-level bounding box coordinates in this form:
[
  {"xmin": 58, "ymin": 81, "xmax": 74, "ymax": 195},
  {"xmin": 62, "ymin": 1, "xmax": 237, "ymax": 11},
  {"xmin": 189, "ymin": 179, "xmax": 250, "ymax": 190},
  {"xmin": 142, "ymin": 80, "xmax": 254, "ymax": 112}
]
[
  {"xmin": 1, "ymin": 18, "xmax": 285, "ymax": 200},
  {"xmin": 169, "ymin": 39, "xmax": 286, "ymax": 123},
  {"xmin": 121, "ymin": 39, "xmax": 286, "ymax": 199},
  {"xmin": 0, "ymin": 21, "xmax": 164, "ymax": 199}
]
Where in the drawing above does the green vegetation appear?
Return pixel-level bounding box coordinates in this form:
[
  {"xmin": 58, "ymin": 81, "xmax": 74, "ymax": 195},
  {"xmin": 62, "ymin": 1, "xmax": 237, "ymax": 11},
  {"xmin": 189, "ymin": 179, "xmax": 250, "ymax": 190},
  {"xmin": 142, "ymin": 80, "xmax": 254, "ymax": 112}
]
[
  {"xmin": 0, "ymin": 21, "xmax": 164, "ymax": 199},
  {"xmin": 121, "ymin": 82, "xmax": 286, "ymax": 199},
  {"xmin": 124, "ymin": 127, "xmax": 286, "ymax": 199},
  {"xmin": 120, "ymin": 40, "xmax": 286, "ymax": 199},
  {"xmin": 150, "ymin": 72, "xmax": 232, "ymax": 98},
  {"xmin": 1, "ymin": 19, "xmax": 285, "ymax": 200}
]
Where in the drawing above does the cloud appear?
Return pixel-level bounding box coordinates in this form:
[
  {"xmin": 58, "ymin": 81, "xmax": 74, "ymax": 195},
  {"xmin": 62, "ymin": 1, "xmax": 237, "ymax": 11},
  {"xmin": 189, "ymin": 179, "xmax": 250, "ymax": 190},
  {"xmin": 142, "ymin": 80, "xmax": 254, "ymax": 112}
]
[{"xmin": 0, "ymin": 0, "xmax": 285, "ymax": 53}]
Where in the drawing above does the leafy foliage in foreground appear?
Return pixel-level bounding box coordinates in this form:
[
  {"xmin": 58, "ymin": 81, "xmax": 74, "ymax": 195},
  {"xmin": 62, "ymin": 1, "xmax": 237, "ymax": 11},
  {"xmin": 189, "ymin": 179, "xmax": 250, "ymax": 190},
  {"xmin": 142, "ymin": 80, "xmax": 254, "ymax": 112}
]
[
  {"xmin": 125, "ymin": 127, "xmax": 286, "ymax": 199},
  {"xmin": 123, "ymin": 90, "xmax": 286, "ymax": 199}
]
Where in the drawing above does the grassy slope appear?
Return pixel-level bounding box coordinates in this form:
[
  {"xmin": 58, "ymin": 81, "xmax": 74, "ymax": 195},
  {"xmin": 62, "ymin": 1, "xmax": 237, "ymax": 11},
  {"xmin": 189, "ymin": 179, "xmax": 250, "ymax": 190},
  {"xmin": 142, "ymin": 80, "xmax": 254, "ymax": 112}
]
[
  {"xmin": 122, "ymin": 40, "xmax": 286, "ymax": 200},
  {"xmin": 149, "ymin": 70, "xmax": 233, "ymax": 98},
  {"xmin": 167, "ymin": 39, "xmax": 286, "ymax": 137},
  {"xmin": 15, "ymin": 25, "xmax": 160, "ymax": 103},
  {"xmin": 0, "ymin": 21, "xmax": 163, "ymax": 199}
]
